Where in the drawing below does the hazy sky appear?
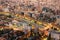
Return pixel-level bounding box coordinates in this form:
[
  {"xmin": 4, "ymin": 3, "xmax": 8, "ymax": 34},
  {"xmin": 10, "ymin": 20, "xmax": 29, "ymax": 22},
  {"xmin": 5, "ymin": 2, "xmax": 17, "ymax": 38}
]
[{"xmin": 11, "ymin": 0, "xmax": 37, "ymax": 2}]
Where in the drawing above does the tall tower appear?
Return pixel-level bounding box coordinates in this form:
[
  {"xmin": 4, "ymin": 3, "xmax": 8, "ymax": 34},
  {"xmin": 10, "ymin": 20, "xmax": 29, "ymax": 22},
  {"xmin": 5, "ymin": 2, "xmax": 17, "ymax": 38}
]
[{"xmin": 37, "ymin": 0, "xmax": 42, "ymax": 13}]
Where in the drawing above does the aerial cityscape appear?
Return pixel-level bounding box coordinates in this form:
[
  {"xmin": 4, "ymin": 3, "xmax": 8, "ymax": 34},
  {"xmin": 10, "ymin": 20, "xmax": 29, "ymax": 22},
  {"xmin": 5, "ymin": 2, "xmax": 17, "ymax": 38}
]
[{"xmin": 0, "ymin": 0, "xmax": 60, "ymax": 40}]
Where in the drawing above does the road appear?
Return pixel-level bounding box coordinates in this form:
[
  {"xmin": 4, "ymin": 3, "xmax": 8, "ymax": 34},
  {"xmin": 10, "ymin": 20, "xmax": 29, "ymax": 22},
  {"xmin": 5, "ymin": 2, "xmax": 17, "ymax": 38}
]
[
  {"xmin": 15, "ymin": 12, "xmax": 53, "ymax": 30},
  {"xmin": 0, "ymin": 12, "xmax": 53, "ymax": 30}
]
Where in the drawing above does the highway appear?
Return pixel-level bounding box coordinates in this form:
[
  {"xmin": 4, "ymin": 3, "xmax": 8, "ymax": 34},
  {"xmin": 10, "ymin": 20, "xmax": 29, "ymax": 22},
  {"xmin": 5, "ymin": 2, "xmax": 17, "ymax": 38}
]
[
  {"xmin": 15, "ymin": 12, "xmax": 53, "ymax": 30},
  {"xmin": 0, "ymin": 12, "xmax": 53, "ymax": 30}
]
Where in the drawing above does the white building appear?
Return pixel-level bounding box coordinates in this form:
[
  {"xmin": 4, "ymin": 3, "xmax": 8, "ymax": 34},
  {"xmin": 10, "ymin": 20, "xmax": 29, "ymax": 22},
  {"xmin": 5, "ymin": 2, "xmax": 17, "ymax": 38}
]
[{"xmin": 49, "ymin": 30, "xmax": 60, "ymax": 40}]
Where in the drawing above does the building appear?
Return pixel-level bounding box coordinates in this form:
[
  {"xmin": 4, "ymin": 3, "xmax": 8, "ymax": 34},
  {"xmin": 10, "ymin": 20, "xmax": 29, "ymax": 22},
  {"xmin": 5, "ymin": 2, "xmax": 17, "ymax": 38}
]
[{"xmin": 48, "ymin": 30, "xmax": 60, "ymax": 40}]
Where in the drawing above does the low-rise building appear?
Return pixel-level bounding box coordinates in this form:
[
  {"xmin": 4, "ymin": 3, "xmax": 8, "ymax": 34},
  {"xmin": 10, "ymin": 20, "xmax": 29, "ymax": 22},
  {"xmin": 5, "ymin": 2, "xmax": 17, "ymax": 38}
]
[{"xmin": 48, "ymin": 30, "xmax": 60, "ymax": 40}]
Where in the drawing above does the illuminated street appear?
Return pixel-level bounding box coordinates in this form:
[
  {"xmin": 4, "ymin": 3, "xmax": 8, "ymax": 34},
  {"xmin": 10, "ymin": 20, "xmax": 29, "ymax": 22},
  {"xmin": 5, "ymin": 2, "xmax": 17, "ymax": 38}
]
[{"xmin": 0, "ymin": 0, "xmax": 60, "ymax": 40}]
